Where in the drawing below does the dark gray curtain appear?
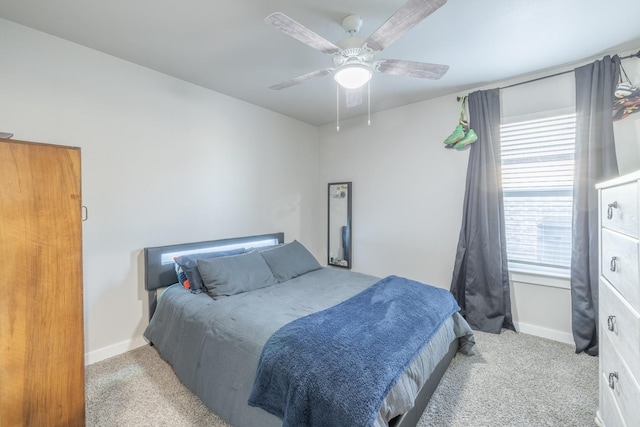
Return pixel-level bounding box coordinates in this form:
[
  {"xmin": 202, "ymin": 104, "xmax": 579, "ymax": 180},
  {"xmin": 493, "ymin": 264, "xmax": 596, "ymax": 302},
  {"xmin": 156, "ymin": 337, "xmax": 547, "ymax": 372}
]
[
  {"xmin": 450, "ymin": 89, "xmax": 515, "ymax": 333},
  {"xmin": 571, "ymin": 55, "xmax": 620, "ymax": 355}
]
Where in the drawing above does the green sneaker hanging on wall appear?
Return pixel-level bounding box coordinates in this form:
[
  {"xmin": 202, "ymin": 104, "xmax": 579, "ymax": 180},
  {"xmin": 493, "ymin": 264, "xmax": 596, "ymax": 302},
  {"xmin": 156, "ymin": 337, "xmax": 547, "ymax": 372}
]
[
  {"xmin": 453, "ymin": 128, "xmax": 478, "ymax": 150},
  {"xmin": 443, "ymin": 123, "xmax": 465, "ymax": 146},
  {"xmin": 444, "ymin": 96, "xmax": 477, "ymax": 150}
]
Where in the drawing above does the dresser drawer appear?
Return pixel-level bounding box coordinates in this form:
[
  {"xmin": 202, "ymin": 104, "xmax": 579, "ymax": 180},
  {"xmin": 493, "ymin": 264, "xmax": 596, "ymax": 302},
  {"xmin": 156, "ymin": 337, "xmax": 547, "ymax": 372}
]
[
  {"xmin": 601, "ymin": 229, "xmax": 640, "ymax": 311},
  {"xmin": 601, "ymin": 180, "xmax": 639, "ymax": 238},
  {"xmin": 600, "ymin": 279, "xmax": 640, "ymax": 385},
  {"xmin": 600, "ymin": 378, "xmax": 626, "ymax": 427},
  {"xmin": 601, "ymin": 333, "xmax": 640, "ymax": 427}
]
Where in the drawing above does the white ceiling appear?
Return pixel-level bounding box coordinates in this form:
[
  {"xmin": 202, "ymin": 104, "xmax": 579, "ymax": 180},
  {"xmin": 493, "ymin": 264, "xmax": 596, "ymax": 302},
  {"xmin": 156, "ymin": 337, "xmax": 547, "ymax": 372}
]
[{"xmin": 1, "ymin": 0, "xmax": 640, "ymax": 126}]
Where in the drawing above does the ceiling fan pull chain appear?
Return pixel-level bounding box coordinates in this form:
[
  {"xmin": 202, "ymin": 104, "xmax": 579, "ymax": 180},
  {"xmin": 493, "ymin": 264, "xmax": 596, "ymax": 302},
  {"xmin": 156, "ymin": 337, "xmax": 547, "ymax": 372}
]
[
  {"xmin": 336, "ymin": 84, "xmax": 340, "ymax": 132},
  {"xmin": 368, "ymin": 80, "xmax": 371, "ymax": 126}
]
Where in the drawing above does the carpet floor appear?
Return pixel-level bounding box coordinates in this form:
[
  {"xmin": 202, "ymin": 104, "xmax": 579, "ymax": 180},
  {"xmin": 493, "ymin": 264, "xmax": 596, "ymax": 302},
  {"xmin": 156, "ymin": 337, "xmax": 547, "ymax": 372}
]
[{"xmin": 86, "ymin": 329, "xmax": 598, "ymax": 426}]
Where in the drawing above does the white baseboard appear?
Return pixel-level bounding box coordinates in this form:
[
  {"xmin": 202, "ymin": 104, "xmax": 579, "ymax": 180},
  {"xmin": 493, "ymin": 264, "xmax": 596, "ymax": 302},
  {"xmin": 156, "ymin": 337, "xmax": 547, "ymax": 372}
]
[
  {"xmin": 514, "ymin": 321, "xmax": 574, "ymax": 345},
  {"xmin": 85, "ymin": 336, "xmax": 148, "ymax": 365}
]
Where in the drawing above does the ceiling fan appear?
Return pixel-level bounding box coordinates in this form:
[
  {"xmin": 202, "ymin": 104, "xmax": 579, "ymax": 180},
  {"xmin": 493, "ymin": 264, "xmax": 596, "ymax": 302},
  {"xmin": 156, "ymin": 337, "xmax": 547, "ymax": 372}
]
[{"xmin": 266, "ymin": 0, "xmax": 449, "ymax": 91}]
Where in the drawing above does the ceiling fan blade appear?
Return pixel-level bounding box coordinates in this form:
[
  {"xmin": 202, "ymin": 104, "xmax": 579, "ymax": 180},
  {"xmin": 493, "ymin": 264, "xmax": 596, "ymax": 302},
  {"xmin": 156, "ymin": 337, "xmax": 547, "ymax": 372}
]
[
  {"xmin": 365, "ymin": 0, "xmax": 447, "ymax": 52},
  {"xmin": 265, "ymin": 12, "xmax": 341, "ymax": 55},
  {"xmin": 269, "ymin": 68, "xmax": 334, "ymax": 90},
  {"xmin": 374, "ymin": 59, "xmax": 449, "ymax": 79}
]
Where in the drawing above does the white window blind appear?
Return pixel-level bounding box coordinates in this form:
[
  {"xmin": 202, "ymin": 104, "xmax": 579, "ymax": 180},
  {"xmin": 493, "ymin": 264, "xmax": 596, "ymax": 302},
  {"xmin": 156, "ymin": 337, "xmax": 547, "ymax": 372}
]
[{"xmin": 500, "ymin": 113, "xmax": 576, "ymax": 275}]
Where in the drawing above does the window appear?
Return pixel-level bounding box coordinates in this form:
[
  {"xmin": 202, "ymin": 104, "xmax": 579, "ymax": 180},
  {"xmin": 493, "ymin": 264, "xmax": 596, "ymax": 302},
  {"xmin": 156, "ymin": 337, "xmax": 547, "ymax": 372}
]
[{"xmin": 500, "ymin": 113, "xmax": 576, "ymax": 276}]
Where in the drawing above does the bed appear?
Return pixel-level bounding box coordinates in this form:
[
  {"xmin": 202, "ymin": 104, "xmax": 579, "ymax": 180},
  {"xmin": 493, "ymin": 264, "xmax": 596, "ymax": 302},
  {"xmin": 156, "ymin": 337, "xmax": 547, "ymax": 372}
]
[{"xmin": 143, "ymin": 232, "xmax": 475, "ymax": 427}]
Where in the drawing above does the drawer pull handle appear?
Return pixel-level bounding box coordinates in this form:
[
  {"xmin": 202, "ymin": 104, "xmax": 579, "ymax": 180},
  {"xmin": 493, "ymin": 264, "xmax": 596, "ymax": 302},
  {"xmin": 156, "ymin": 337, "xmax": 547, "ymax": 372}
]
[
  {"xmin": 607, "ymin": 315, "xmax": 616, "ymax": 332},
  {"xmin": 606, "ymin": 201, "xmax": 618, "ymax": 219},
  {"xmin": 610, "ymin": 256, "xmax": 617, "ymax": 272},
  {"xmin": 608, "ymin": 371, "xmax": 618, "ymax": 390}
]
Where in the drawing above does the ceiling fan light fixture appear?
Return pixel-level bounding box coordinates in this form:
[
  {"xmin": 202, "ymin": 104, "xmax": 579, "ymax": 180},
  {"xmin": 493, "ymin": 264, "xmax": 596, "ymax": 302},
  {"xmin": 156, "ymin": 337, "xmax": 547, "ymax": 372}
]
[{"xmin": 334, "ymin": 64, "xmax": 372, "ymax": 89}]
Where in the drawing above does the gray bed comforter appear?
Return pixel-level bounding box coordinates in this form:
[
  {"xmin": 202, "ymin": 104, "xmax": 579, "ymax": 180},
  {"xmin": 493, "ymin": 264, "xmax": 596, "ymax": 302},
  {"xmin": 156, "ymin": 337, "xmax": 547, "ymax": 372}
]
[{"xmin": 144, "ymin": 268, "xmax": 475, "ymax": 427}]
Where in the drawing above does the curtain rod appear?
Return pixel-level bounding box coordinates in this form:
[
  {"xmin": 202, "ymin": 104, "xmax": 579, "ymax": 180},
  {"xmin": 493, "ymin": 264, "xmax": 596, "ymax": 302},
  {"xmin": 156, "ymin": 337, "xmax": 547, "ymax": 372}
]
[{"xmin": 457, "ymin": 49, "xmax": 640, "ymax": 100}]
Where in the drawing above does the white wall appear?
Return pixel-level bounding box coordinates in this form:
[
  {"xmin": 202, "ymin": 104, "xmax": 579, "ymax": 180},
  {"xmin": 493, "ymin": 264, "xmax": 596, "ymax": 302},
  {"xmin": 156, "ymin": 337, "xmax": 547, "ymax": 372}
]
[
  {"xmin": 0, "ymin": 18, "xmax": 321, "ymax": 363},
  {"xmin": 319, "ymin": 99, "xmax": 470, "ymax": 288},
  {"xmin": 319, "ymin": 50, "xmax": 640, "ymax": 345}
]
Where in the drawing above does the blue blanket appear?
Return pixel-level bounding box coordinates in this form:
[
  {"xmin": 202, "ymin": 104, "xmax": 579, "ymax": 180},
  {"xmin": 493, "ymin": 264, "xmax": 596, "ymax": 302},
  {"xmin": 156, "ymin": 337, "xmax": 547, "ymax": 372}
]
[{"xmin": 247, "ymin": 275, "xmax": 460, "ymax": 427}]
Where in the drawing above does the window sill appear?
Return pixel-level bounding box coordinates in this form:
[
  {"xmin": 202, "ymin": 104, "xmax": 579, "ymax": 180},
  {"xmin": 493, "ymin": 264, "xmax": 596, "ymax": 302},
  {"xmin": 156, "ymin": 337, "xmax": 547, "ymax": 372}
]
[{"xmin": 508, "ymin": 266, "xmax": 570, "ymax": 290}]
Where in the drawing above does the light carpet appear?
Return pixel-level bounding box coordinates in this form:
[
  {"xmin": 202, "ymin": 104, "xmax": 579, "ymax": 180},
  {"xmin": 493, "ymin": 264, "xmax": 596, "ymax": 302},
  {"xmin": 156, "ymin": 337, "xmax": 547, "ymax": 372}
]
[{"xmin": 86, "ymin": 329, "xmax": 598, "ymax": 426}]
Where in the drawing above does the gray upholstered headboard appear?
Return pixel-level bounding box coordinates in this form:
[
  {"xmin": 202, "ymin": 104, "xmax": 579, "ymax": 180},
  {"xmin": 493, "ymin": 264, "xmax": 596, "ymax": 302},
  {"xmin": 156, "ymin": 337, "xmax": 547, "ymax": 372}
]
[{"xmin": 144, "ymin": 232, "xmax": 284, "ymax": 320}]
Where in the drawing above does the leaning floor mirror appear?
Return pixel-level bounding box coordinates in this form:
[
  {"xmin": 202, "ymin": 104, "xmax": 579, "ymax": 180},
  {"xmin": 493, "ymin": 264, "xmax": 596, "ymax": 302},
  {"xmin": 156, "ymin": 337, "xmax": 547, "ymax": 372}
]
[{"xmin": 328, "ymin": 182, "xmax": 352, "ymax": 269}]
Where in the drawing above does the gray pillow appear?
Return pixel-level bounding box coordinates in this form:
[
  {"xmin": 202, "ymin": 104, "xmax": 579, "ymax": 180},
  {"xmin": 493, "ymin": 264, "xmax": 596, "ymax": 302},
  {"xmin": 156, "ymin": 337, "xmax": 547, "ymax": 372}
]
[
  {"xmin": 197, "ymin": 250, "xmax": 277, "ymax": 298},
  {"xmin": 174, "ymin": 248, "xmax": 246, "ymax": 293},
  {"xmin": 260, "ymin": 240, "xmax": 321, "ymax": 282}
]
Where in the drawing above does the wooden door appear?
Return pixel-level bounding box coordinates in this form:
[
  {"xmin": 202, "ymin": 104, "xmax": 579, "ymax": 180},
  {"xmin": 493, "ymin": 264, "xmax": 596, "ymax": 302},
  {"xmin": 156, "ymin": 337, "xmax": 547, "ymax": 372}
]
[{"xmin": 0, "ymin": 139, "xmax": 84, "ymax": 426}]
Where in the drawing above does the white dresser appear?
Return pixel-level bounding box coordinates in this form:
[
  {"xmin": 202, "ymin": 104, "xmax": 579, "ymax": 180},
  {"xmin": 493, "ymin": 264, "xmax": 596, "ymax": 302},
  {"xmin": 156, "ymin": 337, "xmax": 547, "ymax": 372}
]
[{"xmin": 596, "ymin": 170, "xmax": 640, "ymax": 427}]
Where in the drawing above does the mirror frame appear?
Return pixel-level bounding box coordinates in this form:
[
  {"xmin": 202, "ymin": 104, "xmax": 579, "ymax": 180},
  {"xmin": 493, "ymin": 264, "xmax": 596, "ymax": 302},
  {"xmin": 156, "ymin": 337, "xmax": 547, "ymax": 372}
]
[{"xmin": 327, "ymin": 182, "xmax": 352, "ymax": 269}]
